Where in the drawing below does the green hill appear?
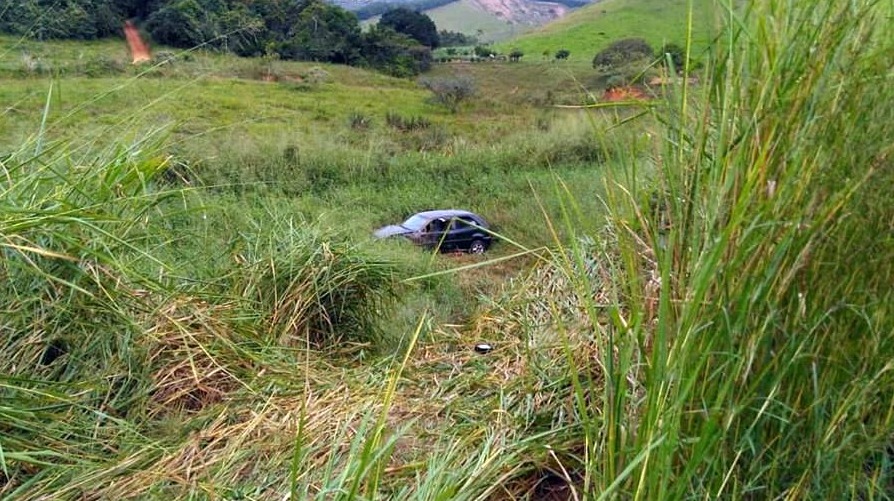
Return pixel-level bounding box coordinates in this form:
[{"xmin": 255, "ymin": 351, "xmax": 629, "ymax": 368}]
[
  {"xmin": 426, "ymin": 0, "xmax": 524, "ymax": 43},
  {"xmin": 498, "ymin": 0, "xmax": 718, "ymax": 62},
  {"xmin": 363, "ymin": 0, "xmax": 533, "ymax": 43}
]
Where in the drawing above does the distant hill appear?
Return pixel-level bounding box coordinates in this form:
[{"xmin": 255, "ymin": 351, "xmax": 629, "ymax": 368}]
[
  {"xmin": 426, "ymin": 0, "xmax": 519, "ymax": 42},
  {"xmin": 344, "ymin": 0, "xmax": 596, "ymax": 42},
  {"xmin": 497, "ymin": 0, "xmax": 717, "ymax": 61}
]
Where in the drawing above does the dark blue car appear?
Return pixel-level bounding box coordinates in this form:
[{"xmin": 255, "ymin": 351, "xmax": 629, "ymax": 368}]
[{"xmin": 374, "ymin": 209, "xmax": 493, "ymax": 254}]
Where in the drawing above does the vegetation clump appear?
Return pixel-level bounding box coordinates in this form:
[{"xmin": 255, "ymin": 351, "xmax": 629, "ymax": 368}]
[
  {"xmin": 592, "ymin": 36, "xmax": 653, "ymax": 69},
  {"xmin": 232, "ymin": 223, "xmax": 401, "ymax": 347},
  {"xmin": 379, "ymin": 7, "xmax": 440, "ymax": 48},
  {"xmin": 418, "ymin": 75, "xmax": 475, "ymax": 112}
]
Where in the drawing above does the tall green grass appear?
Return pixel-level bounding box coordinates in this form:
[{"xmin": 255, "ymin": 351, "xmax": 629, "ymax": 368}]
[
  {"xmin": 0, "ymin": 135, "xmax": 415, "ymax": 496},
  {"xmin": 508, "ymin": 0, "xmax": 894, "ymax": 497}
]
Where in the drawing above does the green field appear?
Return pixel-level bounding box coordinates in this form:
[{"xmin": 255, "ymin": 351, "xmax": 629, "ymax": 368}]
[
  {"xmin": 3, "ymin": 0, "xmax": 894, "ymax": 498},
  {"xmin": 0, "ymin": 36, "xmax": 623, "ymax": 250},
  {"xmin": 498, "ymin": 0, "xmax": 718, "ymax": 62}
]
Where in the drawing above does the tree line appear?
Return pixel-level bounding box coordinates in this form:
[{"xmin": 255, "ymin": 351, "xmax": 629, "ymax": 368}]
[{"xmin": 0, "ymin": 0, "xmax": 444, "ymax": 76}]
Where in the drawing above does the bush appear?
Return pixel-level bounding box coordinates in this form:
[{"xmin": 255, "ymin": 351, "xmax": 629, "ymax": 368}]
[
  {"xmin": 81, "ymin": 55, "xmax": 126, "ymax": 77},
  {"xmin": 592, "ymin": 37, "xmax": 653, "ymax": 69},
  {"xmin": 418, "ymin": 76, "xmax": 475, "ymax": 112},
  {"xmin": 348, "ymin": 111, "xmax": 373, "ymax": 130},
  {"xmin": 300, "ymin": 66, "xmax": 332, "ymax": 84},
  {"xmin": 385, "ymin": 112, "xmax": 431, "ymax": 131},
  {"xmin": 659, "ymin": 42, "xmax": 686, "ymax": 71},
  {"xmin": 473, "ymin": 45, "xmax": 496, "ymax": 58}
]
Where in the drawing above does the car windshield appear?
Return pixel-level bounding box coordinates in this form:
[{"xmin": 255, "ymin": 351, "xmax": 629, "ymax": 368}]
[{"xmin": 401, "ymin": 214, "xmax": 430, "ymax": 231}]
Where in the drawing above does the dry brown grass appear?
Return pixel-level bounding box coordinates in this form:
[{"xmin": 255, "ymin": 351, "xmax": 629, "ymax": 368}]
[{"xmin": 144, "ymin": 297, "xmax": 245, "ymax": 417}]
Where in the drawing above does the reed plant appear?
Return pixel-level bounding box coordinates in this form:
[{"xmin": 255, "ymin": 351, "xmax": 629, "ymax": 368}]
[{"xmin": 507, "ymin": 0, "xmax": 894, "ymax": 497}]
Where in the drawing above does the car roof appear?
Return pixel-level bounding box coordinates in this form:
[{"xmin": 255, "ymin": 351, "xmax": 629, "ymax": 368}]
[{"xmin": 413, "ymin": 209, "xmax": 481, "ymax": 220}]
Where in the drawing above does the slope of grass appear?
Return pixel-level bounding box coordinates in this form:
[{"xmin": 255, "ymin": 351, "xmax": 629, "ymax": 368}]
[
  {"xmin": 498, "ymin": 0, "xmax": 718, "ymax": 63},
  {"xmin": 2, "ymin": 0, "xmax": 893, "ymax": 496},
  {"xmin": 427, "ymin": 0, "xmax": 523, "ymax": 42}
]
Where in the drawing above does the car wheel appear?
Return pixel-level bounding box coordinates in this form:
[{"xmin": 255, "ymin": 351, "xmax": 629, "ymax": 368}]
[{"xmin": 468, "ymin": 239, "xmax": 487, "ymax": 254}]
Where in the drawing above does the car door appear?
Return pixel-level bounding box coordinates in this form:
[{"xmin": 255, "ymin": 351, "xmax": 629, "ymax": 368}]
[
  {"xmin": 423, "ymin": 218, "xmax": 449, "ymax": 250},
  {"xmin": 445, "ymin": 216, "xmax": 476, "ymax": 250},
  {"xmin": 442, "ymin": 218, "xmax": 462, "ymax": 250}
]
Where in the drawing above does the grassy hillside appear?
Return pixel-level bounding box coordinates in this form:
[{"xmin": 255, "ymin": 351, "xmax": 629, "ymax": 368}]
[
  {"xmin": 427, "ymin": 0, "xmax": 525, "ymax": 42},
  {"xmin": 498, "ymin": 0, "xmax": 718, "ymax": 62},
  {"xmin": 363, "ymin": 0, "xmax": 529, "ymax": 43},
  {"xmin": 3, "ymin": 0, "xmax": 894, "ymax": 497},
  {"xmin": 0, "ymin": 33, "xmax": 625, "ymax": 278},
  {"xmin": 0, "ymin": 32, "xmax": 631, "ymax": 498}
]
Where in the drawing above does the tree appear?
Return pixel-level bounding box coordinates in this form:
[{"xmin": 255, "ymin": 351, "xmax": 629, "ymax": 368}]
[
  {"xmin": 360, "ymin": 26, "xmax": 431, "ymax": 77},
  {"xmin": 418, "ymin": 76, "xmax": 474, "ymax": 112},
  {"xmin": 592, "ymin": 38, "xmax": 653, "ymax": 69},
  {"xmin": 0, "ymin": 0, "xmax": 125, "ymax": 40},
  {"xmin": 555, "ymin": 49, "xmax": 570, "ymax": 60},
  {"xmin": 439, "ymin": 30, "xmax": 477, "ymax": 47},
  {"xmin": 146, "ymin": 0, "xmax": 211, "ymax": 48},
  {"xmin": 378, "ymin": 7, "xmax": 439, "ymax": 48},
  {"xmin": 280, "ymin": 0, "xmax": 362, "ymax": 64},
  {"xmin": 217, "ymin": 6, "xmax": 266, "ymax": 55},
  {"xmin": 114, "ymin": 0, "xmax": 166, "ymax": 19},
  {"xmin": 509, "ymin": 48, "xmax": 523, "ymax": 62}
]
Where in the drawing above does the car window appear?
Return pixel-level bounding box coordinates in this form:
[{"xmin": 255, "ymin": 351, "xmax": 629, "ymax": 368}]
[
  {"xmin": 460, "ymin": 216, "xmax": 479, "ymax": 228},
  {"xmin": 401, "ymin": 214, "xmax": 429, "ymax": 231},
  {"xmin": 427, "ymin": 218, "xmax": 447, "ymax": 233},
  {"xmin": 449, "ymin": 217, "xmax": 475, "ymax": 230}
]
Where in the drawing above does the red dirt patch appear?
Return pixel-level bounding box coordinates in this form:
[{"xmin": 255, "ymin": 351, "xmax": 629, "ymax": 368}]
[{"xmin": 603, "ymin": 86, "xmax": 648, "ymax": 102}]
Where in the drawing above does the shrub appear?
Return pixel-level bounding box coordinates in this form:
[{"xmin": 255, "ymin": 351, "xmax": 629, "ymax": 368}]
[
  {"xmin": 385, "ymin": 112, "xmax": 431, "ymax": 131},
  {"xmin": 592, "ymin": 37, "xmax": 653, "ymax": 69},
  {"xmin": 81, "ymin": 55, "xmax": 126, "ymax": 76},
  {"xmin": 300, "ymin": 66, "xmax": 332, "ymax": 84},
  {"xmin": 658, "ymin": 42, "xmax": 684, "ymax": 71},
  {"xmin": 417, "ymin": 76, "xmax": 475, "ymax": 112},
  {"xmin": 473, "ymin": 45, "xmax": 496, "ymax": 58},
  {"xmin": 19, "ymin": 53, "xmax": 52, "ymax": 75},
  {"xmin": 348, "ymin": 111, "xmax": 373, "ymax": 130}
]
